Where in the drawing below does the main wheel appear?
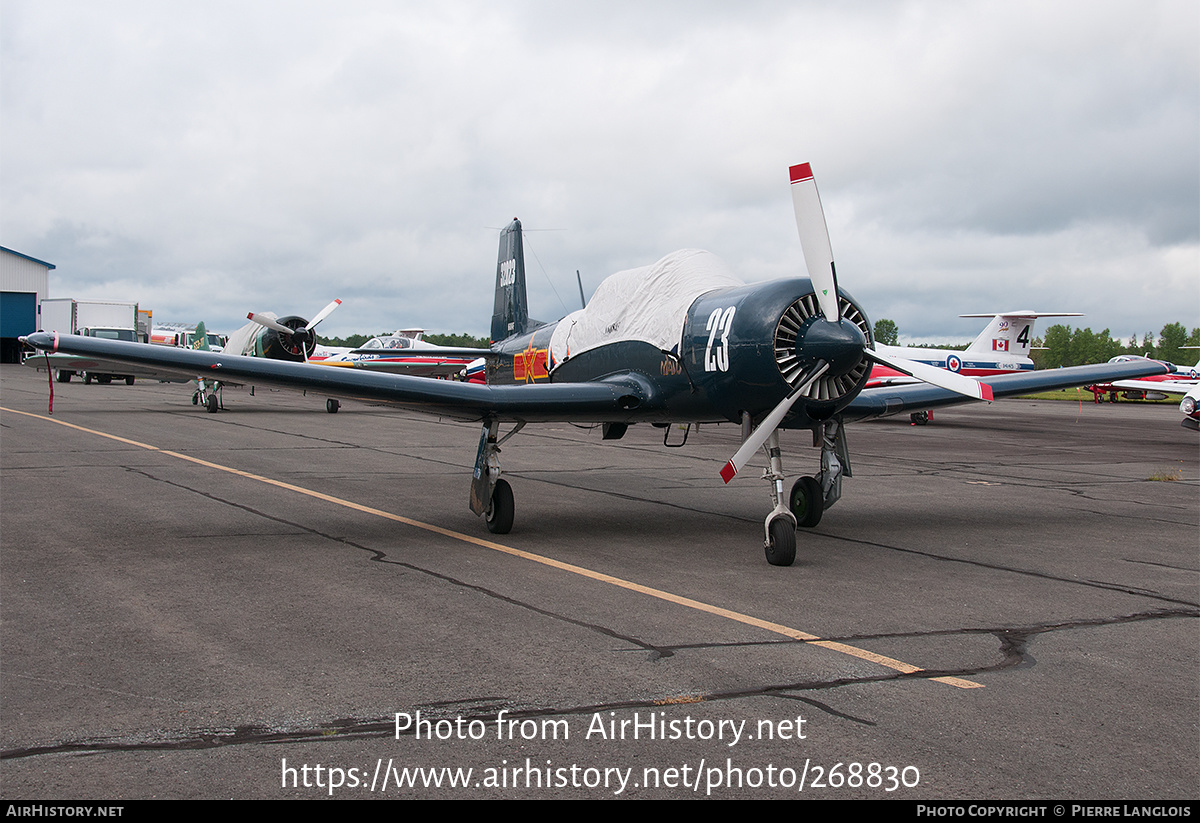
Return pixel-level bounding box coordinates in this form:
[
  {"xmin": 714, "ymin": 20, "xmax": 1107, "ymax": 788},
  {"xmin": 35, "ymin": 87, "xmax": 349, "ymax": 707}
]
[
  {"xmin": 83, "ymin": 372, "xmax": 93, "ymax": 384},
  {"xmin": 206, "ymin": 394, "xmax": 219, "ymax": 413},
  {"xmin": 765, "ymin": 517, "xmax": 796, "ymax": 566},
  {"xmin": 326, "ymin": 398, "xmax": 340, "ymax": 414},
  {"xmin": 910, "ymin": 411, "xmax": 929, "ymax": 425},
  {"xmin": 790, "ymin": 475, "xmax": 824, "ymax": 528},
  {"xmin": 125, "ymin": 376, "xmax": 135, "ymax": 385},
  {"xmin": 55, "ymin": 370, "xmax": 72, "ymax": 383},
  {"xmin": 486, "ymin": 479, "xmax": 514, "ymax": 534},
  {"xmin": 97, "ymin": 375, "xmax": 112, "ymax": 384}
]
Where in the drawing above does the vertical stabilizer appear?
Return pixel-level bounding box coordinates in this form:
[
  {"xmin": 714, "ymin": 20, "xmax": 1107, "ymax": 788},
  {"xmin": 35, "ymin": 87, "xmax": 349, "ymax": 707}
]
[
  {"xmin": 192, "ymin": 321, "xmax": 211, "ymax": 351},
  {"xmin": 962, "ymin": 311, "xmax": 1083, "ymax": 358},
  {"xmin": 491, "ymin": 219, "xmax": 529, "ymax": 343}
]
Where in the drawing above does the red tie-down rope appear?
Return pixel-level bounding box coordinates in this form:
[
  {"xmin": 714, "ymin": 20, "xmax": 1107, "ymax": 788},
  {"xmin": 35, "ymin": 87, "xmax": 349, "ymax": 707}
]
[{"xmin": 43, "ymin": 350, "xmax": 53, "ymax": 415}]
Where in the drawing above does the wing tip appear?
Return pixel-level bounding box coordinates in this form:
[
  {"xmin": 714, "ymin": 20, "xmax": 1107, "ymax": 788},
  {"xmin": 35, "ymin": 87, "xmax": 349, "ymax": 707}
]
[{"xmin": 980, "ymin": 383, "xmax": 994, "ymax": 402}]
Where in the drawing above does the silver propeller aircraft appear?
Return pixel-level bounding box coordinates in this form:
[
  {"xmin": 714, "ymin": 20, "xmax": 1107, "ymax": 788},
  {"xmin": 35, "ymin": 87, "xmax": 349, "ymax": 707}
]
[{"xmin": 21, "ymin": 164, "xmax": 1170, "ymax": 565}]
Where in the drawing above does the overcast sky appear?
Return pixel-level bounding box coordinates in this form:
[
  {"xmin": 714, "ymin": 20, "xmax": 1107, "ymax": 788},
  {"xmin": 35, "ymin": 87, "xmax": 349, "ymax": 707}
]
[{"xmin": 2, "ymin": 0, "xmax": 1196, "ymax": 343}]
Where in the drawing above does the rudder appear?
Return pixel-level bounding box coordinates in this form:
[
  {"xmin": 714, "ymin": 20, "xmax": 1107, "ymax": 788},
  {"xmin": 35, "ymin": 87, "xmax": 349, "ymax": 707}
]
[{"xmin": 491, "ymin": 219, "xmax": 529, "ymax": 343}]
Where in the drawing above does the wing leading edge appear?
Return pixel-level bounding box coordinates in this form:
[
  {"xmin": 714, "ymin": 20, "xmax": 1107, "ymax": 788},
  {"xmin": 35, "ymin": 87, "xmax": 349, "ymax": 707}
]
[{"xmin": 21, "ymin": 332, "xmax": 660, "ymax": 423}]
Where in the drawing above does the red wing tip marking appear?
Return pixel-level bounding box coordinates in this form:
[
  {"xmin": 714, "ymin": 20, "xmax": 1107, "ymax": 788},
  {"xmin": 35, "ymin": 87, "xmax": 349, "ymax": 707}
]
[
  {"xmin": 789, "ymin": 163, "xmax": 814, "ymax": 183},
  {"xmin": 246, "ymin": 312, "xmax": 255, "ymax": 320},
  {"xmin": 720, "ymin": 462, "xmax": 737, "ymax": 484},
  {"xmin": 334, "ymin": 299, "xmax": 342, "ymax": 305},
  {"xmin": 981, "ymin": 383, "xmax": 994, "ymax": 402}
]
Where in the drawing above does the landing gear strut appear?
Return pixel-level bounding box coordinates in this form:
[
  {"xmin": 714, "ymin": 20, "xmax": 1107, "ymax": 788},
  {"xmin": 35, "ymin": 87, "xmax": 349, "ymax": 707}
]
[
  {"xmin": 760, "ymin": 430, "xmax": 798, "ymax": 566},
  {"xmin": 469, "ymin": 420, "xmax": 524, "ymax": 535},
  {"xmin": 194, "ymin": 380, "xmax": 224, "ymax": 413},
  {"xmin": 755, "ymin": 418, "xmax": 851, "ymax": 565}
]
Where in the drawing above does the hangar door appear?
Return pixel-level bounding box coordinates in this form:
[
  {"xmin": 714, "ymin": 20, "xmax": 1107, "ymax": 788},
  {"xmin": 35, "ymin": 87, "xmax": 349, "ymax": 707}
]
[{"xmin": 1, "ymin": 291, "xmax": 37, "ymax": 363}]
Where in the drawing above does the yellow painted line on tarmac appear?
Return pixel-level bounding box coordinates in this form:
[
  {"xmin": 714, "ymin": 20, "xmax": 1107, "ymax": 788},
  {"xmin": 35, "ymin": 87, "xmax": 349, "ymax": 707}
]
[{"xmin": 3, "ymin": 406, "xmax": 983, "ymax": 690}]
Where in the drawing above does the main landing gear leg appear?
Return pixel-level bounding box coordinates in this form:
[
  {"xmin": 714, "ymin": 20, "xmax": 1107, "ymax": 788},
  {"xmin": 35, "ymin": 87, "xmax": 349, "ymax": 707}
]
[
  {"xmin": 761, "ymin": 430, "xmax": 797, "ymax": 566},
  {"xmin": 469, "ymin": 420, "xmax": 524, "ymax": 534},
  {"xmin": 194, "ymin": 380, "xmax": 224, "ymax": 413},
  {"xmin": 789, "ymin": 418, "xmax": 850, "ymax": 530}
]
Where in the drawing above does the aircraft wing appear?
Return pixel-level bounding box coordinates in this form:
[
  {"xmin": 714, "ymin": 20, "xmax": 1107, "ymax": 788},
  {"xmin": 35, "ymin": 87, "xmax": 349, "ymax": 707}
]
[
  {"xmin": 319, "ymin": 357, "xmax": 475, "ymax": 378},
  {"xmin": 22, "ymin": 350, "xmax": 205, "ymax": 384},
  {"xmin": 346, "ymin": 346, "xmax": 495, "ymax": 358},
  {"xmin": 1108, "ymin": 378, "xmax": 1197, "ymax": 396},
  {"xmin": 842, "ymin": 359, "xmax": 1172, "ymax": 422},
  {"xmin": 21, "ymin": 332, "xmax": 660, "ymax": 423}
]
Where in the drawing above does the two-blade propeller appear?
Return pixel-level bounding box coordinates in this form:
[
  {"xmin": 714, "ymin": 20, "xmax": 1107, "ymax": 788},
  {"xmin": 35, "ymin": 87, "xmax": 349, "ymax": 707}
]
[
  {"xmin": 247, "ymin": 299, "xmax": 342, "ymax": 362},
  {"xmin": 720, "ymin": 164, "xmax": 992, "ymax": 483}
]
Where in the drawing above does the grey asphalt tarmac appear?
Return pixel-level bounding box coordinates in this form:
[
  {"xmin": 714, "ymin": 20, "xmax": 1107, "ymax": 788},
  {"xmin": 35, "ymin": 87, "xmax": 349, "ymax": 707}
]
[{"xmin": 1, "ymin": 363, "xmax": 1196, "ymax": 799}]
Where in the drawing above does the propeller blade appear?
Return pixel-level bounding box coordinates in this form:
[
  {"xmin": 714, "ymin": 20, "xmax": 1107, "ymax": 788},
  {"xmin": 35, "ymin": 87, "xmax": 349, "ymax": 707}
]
[
  {"xmin": 790, "ymin": 163, "xmax": 840, "ymax": 323},
  {"xmin": 720, "ymin": 361, "xmax": 830, "ymax": 483},
  {"xmin": 306, "ymin": 298, "xmax": 342, "ymax": 331},
  {"xmin": 866, "ymin": 349, "xmax": 994, "ymax": 402},
  {"xmin": 247, "ymin": 312, "xmax": 295, "ymax": 335}
]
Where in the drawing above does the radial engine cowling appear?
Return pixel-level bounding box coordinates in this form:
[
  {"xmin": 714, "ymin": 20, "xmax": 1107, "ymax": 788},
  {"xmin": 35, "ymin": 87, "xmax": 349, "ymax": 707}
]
[
  {"xmin": 682, "ymin": 278, "xmax": 873, "ymax": 425},
  {"xmin": 258, "ymin": 315, "xmax": 317, "ymax": 362}
]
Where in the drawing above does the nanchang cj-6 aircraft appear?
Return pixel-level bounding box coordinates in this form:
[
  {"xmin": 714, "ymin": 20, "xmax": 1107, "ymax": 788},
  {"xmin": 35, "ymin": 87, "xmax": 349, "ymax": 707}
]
[{"xmin": 21, "ymin": 164, "xmax": 1170, "ymax": 566}]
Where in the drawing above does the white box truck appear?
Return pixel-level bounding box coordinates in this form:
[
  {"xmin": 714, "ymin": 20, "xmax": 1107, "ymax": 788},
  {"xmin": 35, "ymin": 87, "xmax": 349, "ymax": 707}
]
[{"xmin": 37, "ymin": 298, "xmax": 142, "ymax": 383}]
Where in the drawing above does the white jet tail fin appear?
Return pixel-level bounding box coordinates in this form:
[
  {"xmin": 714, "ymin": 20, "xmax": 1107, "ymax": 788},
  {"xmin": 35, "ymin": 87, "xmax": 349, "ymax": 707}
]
[{"xmin": 961, "ymin": 311, "xmax": 1084, "ymax": 358}]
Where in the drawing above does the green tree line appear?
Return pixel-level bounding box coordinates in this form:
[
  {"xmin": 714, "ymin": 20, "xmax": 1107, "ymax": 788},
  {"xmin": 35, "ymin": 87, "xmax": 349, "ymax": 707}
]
[{"xmin": 1031, "ymin": 323, "xmax": 1199, "ymax": 368}]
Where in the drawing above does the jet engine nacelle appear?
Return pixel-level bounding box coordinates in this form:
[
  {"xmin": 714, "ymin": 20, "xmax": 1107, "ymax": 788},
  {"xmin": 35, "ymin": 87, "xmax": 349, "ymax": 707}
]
[{"xmin": 682, "ymin": 278, "xmax": 873, "ymax": 426}]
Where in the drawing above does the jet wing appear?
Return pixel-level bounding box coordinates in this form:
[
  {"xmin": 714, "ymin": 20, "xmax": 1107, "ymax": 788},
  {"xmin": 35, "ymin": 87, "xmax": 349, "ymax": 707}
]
[
  {"xmin": 1108, "ymin": 378, "xmax": 1196, "ymax": 396},
  {"xmin": 320, "ymin": 356, "xmax": 477, "ymax": 378},
  {"xmin": 842, "ymin": 359, "xmax": 1172, "ymax": 422},
  {"xmin": 21, "ymin": 332, "xmax": 659, "ymax": 423},
  {"xmin": 346, "ymin": 346, "xmax": 495, "ymax": 358}
]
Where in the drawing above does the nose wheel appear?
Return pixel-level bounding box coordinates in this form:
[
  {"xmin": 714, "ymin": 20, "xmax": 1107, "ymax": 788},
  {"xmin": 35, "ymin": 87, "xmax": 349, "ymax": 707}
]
[{"xmin": 765, "ymin": 517, "xmax": 797, "ymax": 566}]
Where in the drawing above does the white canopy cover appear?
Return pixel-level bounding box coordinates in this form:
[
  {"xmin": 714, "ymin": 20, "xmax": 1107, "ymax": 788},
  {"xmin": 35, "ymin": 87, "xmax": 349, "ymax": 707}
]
[{"xmin": 549, "ymin": 249, "xmax": 744, "ymax": 366}]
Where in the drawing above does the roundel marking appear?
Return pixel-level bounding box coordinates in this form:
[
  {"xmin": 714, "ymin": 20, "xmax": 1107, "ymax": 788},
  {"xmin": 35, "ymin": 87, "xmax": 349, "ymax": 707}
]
[{"xmin": 946, "ymin": 355, "xmax": 962, "ymax": 373}]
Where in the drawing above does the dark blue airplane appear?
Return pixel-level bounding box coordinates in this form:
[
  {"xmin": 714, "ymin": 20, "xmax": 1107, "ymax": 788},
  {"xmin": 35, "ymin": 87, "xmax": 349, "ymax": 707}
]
[{"xmin": 21, "ymin": 164, "xmax": 1169, "ymax": 566}]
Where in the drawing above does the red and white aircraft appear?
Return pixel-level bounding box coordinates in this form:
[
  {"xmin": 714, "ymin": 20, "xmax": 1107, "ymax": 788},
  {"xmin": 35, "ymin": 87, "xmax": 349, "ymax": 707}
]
[
  {"xmin": 311, "ymin": 328, "xmax": 487, "ymax": 380},
  {"xmin": 867, "ymin": 311, "xmax": 1082, "ymax": 423},
  {"xmin": 1085, "ymin": 351, "xmax": 1198, "ymax": 404}
]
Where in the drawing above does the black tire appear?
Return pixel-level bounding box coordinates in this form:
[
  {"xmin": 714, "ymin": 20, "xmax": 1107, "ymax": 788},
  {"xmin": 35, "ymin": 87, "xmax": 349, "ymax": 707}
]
[
  {"xmin": 83, "ymin": 373, "xmax": 93, "ymax": 384},
  {"xmin": 125, "ymin": 376, "xmax": 135, "ymax": 385},
  {"xmin": 55, "ymin": 370, "xmax": 72, "ymax": 383},
  {"xmin": 910, "ymin": 411, "xmax": 928, "ymax": 425},
  {"xmin": 206, "ymin": 394, "xmax": 219, "ymax": 413},
  {"xmin": 98, "ymin": 375, "xmax": 112, "ymax": 384},
  {"xmin": 486, "ymin": 479, "xmax": 514, "ymax": 534},
  {"xmin": 326, "ymin": 398, "xmax": 340, "ymax": 414},
  {"xmin": 192, "ymin": 393, "xmax": 200, "ymax": 405},
  {"xmin": 765, "ymin": 517, "xmax": 796, "ymax": 566},
  {"xmin": 790, "ymin": 475, "xmax": 824, "ymax": 528}
]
